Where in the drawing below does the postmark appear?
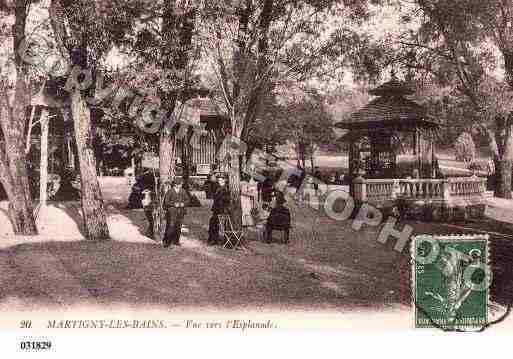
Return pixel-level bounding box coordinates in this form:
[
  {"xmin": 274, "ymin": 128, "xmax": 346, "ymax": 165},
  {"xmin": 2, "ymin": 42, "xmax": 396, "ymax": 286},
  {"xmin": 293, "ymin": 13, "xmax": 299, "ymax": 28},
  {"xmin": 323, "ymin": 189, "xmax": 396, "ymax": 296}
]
[{"xmin": 412, "ymin": 234, "xmax": 491, "ymax": 330}]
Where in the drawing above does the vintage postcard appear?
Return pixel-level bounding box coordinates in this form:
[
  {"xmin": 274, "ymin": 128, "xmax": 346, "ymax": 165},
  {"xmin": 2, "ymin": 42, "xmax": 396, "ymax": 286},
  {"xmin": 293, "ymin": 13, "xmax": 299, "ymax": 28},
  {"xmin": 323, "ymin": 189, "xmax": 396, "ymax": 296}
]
[{"xmin": 1, "ymin": 0, "xmax": 513, "ymax": 356}]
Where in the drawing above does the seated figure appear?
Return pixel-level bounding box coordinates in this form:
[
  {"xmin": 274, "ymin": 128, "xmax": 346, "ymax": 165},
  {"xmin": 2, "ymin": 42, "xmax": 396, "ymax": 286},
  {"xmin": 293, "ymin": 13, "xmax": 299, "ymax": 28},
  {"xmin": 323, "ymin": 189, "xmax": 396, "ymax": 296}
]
[
  {"xmin": 203, "ymin": 174, "xmax": 218, "ymax": 199},
  {"xmin": 264, "ymin": 192, "xmax": 291, "ymax": 244}
]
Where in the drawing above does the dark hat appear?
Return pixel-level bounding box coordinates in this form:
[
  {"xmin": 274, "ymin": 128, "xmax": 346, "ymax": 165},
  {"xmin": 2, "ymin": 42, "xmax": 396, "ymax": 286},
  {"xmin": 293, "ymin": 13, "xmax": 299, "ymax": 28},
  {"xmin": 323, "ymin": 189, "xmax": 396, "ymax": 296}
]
[{"xmin": 171, "ymin": 177, "xmax": 183, "ymax": 186}]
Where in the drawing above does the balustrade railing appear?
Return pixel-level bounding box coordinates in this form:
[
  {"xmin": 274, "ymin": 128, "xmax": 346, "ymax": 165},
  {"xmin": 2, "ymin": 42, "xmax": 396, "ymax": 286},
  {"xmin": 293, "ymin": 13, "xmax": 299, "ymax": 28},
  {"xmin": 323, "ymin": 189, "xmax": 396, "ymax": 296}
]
[
  {"xmin": 363, "ymin": 179, "xmax": 395, "ymax": 202},
  {"xmin": 448, "ymin": 177, "xmax": 487, "ymax": 197},
  {"xmin": 353, "ymin": 176, "xmax": 487, "ymax": 203},
  {"xmin": 398, "ymin": 179, "xmax": 445, "ymax": 199}
]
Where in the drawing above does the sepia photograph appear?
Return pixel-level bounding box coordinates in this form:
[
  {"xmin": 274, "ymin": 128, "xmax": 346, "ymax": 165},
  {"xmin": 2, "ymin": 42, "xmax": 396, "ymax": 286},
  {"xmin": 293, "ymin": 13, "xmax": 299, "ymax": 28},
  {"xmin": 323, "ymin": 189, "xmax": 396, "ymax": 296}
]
[{"xmin": 0, "ymin": 0, "xmax": 513, "ymax": 355}]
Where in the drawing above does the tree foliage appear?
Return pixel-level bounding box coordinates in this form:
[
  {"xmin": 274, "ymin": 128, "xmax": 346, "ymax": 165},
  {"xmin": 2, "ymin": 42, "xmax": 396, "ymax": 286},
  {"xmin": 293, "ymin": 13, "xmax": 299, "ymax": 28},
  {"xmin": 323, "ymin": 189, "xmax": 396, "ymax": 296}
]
[
  {"xmin": 248, "ymin": 83, "xmax": 334, "ymax": 165},
  {"xmin": 199, "ymin": 0, "xmax": 385, "ymax": 228},
  {"xmin": 387, "ymin": 0, "xmax": 513, "ymax": 197}
]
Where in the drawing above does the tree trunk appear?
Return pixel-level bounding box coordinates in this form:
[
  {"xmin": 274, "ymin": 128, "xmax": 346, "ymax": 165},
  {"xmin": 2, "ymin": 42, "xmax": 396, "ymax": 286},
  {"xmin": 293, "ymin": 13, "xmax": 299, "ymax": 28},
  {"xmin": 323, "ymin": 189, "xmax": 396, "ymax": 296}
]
[
  {"xmin": 182, "ymin": 128, "xmax": 199, "ymax": 204},
  {"xmin": 156, "ymin": 130, "xmax": 176, "ymax": 241},
  {"xmin": 182, "ymin": 129, "xmax": 191, "ymax": 193},
  {"xmin": 228, "ymin": 147, "xmax": 242, "ymax": 230},
  {"xmin": 159, "ymin": 130, "xmax": 176, "ymax": 184},
  {"xmin": 494, "ymin": 157, "xmax": 513, "ymax": 199},
  {"xmin": 0, "ymin": 150, "xmax": 14, "ymax": 201},
  {"xmin": 39, "ymin": 111, "xmax": 49, "ymax": 207},
  {"xmin": 4, "ymin": 147, "xmax": 38, "ymax": 235},
  {"xmin": 0, "ymin": 144, "xmax": 37, "ymax": 235},
  {"xmin": 494, "ymin": 49, "xmax": 513, "ymax": 198},
  {"xmin": 72, "ymin": 139, "xmax": 80, "ymax": 172},
  {"xmin": 310, "ymin": 143, "xmax": 315, "ymax": 171},
  {"xmin": 225, "ymin": 110, "xmax": 243, "ymax": 231},
  {"xmin": 0, "ymin": 86, "xmax": 38, "ymax": 235},
  {"xmin": 245, "ymin": 143, "xmax": 256, "ymax": 164},
  {"xmin": 0, "ymin": 0, "xmax": 38, "ymax": 235},
  {"xmin": 504, "ymin": 49, "xmax": 513, "ymax": 90},
  {"xmin": 70, "ymin": 90, "xmax": 109, "ymax": 240},
  {"xmin": 299, "ymin": 143, "xmax": 306, "ymax": 169},
  {"xmin": 489, "ymin": 115, "xmax": 513, "ymax": 199}
]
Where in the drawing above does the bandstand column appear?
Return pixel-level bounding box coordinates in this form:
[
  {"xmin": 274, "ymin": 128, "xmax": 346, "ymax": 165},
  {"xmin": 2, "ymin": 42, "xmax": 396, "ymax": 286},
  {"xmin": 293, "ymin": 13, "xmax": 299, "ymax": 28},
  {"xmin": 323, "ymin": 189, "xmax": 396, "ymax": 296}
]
[
  {"xmin": 348, "ymin": 137, "xmax": 355, "ymax": 197},
  {"xmin": 348, "ymin": 137, "xmax": 354, "ymax": 178},
  {"xmin": 418, "ymin": 128, "xmax": 434, "ymax": 178}
]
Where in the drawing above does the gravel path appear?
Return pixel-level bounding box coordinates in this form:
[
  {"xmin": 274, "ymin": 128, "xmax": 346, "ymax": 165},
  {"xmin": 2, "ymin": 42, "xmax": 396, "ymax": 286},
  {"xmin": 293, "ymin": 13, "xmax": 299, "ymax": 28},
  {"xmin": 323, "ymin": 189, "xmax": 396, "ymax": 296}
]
[{"xmin": 0, "ymin": 177, "xmax": 511, "ymax": 313}]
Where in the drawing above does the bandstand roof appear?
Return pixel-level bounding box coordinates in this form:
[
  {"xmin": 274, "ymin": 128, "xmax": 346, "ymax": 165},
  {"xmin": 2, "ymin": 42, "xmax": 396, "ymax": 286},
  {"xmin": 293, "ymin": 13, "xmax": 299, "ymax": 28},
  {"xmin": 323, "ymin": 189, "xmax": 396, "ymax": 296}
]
[
  {"xmin": 335, "ymin": 76, "xmax": 438, "ymax": 130},
  {"xmin": 368, "ymin": 78, "xmax": 415, "ymax": 97}
]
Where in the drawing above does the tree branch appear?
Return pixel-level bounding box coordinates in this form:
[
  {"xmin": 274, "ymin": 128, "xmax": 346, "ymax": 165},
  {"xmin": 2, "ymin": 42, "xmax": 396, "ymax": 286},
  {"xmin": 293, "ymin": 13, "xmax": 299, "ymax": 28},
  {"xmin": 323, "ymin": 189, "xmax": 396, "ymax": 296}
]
[{"xmin": 49, "ymin": 0, "xmax": 72, "ymax": 67}]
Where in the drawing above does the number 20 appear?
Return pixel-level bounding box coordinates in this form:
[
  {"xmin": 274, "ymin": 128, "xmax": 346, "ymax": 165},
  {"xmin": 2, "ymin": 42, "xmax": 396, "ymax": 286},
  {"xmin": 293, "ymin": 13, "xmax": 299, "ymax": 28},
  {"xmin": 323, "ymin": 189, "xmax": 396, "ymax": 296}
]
[{"xmin": 20, "ymin": 320, "xmax": 32, "ymax": 329}]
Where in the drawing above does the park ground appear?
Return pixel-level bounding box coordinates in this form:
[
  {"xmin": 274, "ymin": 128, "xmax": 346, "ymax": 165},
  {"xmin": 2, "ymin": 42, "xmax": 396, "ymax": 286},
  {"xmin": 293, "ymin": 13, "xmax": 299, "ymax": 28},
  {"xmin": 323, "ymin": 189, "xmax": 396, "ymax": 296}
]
[{"xmin": 0, "ymin": 176, "xmax": 512, "ymax": 328}]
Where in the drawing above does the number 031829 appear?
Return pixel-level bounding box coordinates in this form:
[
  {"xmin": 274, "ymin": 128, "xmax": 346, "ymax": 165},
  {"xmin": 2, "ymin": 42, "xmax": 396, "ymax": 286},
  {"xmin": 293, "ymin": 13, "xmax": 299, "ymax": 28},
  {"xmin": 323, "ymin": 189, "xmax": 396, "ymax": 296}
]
[{"xmin": 20, "ymin": 341, "xmax": 52, "ymax": 350}]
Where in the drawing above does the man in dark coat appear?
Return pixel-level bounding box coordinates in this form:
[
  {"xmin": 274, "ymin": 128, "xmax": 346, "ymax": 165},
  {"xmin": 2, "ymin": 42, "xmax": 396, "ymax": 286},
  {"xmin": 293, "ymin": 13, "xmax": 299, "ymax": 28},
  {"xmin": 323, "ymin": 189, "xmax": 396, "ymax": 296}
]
[
  {"xmin": 260, "ymin": 175, "xmax": 274, "ymax": 209},
  {"xmin": 203, "ymin": 174, "xmax": 218, "ymax": 199},
  {"xmin": 163, "ymin": 178, "xmax": 189, "ymax": 247},
  {"xmin": 207, "ymin": 175, "xmax": 231, "ymax": 245},
  {"xmin": 142, "ymin": 189, "xmax": 155, "ymax": 238}
]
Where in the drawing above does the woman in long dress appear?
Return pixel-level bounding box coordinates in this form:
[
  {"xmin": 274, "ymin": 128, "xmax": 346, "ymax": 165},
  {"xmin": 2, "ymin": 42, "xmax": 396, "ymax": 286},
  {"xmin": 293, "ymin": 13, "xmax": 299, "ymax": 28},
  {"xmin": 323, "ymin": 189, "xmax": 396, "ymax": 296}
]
[{"xmin": 241, "ymin": 179, "xmax": 255, "ymax": 226}]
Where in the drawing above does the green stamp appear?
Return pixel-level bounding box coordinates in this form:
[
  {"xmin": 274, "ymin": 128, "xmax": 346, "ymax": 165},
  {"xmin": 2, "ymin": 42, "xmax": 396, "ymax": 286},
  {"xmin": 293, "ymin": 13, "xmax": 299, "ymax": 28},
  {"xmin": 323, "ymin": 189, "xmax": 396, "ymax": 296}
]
[{"xmin": 412, "ymin": 234, "xmax": 491, "ymax": 330}]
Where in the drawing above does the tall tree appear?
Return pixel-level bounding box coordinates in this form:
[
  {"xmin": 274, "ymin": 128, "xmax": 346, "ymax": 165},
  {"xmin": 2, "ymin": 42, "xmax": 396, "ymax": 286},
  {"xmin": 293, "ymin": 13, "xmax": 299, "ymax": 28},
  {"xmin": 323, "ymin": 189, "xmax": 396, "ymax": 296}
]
[
  {"xmin": 115, "ymin": 0, "xmax": 200, "ymax": 239},
  {"xmin": 122, "ymin": 1, "xmax": 199, "ymax": 184},
  {"xmin": 0, "ymin": 0, "xmax": 38, "ymax": 235},
  {"xmin": 48, "ymin": 0, "xmax": 123, "ymax": 240},
  {"xmin": 201, "ymin": 0, "xmax": 381, "ymax": 229},
  {"xmin": 394, "ymin": 0, "xmax": 513, "ymax": 198}
]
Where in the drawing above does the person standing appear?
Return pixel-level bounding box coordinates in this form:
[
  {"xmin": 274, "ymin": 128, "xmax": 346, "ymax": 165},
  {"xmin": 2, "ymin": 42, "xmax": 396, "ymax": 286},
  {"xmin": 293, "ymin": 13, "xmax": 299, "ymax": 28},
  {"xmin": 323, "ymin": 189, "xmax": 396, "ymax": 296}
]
[
  {"xmin": 207, "ymin": 175, "xmax": 231, "ymax": 245},
  {"xmin": 313, "ymin": 166, "xmax": 321, "ymax": 195},
  {"xmin": 163, "ymin": 178, "xmax": 189, "ymax": 247},
  {"xmin": 141, "ymin": 189, "xmax": 155, "ymax": 238},
  {"xmin": 260, "ymin": 175, "xmax": 274, "ymax": 209},
  {"xmin": 241, "ymin": 176, "xmax": 255, "ymax": 227}
]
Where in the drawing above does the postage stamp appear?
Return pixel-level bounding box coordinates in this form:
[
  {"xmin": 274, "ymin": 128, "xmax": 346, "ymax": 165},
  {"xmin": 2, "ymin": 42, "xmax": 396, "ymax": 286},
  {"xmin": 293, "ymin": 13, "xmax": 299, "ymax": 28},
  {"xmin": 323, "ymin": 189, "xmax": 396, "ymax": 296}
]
[{"xmin": 412, "ymin": 234, "xmax": 491, "ymax": 330}]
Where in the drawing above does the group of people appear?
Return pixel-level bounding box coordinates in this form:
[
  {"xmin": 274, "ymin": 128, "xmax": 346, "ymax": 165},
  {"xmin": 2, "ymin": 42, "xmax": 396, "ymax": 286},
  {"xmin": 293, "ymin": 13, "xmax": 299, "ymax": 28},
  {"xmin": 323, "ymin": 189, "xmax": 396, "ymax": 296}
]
[
  {"xmin": 141, "ymin": 174, "xmax": 233, "ymax": 247},
  {"xmin": 140, "ymin": 171, "xmax": 292, "ymax": 247}
]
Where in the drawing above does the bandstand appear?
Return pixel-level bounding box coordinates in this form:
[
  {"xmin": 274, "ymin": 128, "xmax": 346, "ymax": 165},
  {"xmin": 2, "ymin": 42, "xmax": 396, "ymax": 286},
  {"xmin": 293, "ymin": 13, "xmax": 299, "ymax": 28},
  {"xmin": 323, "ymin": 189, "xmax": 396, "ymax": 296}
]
[{"xmin": 336, "ymin": 75, "xmax": 487, "ymax": 221}]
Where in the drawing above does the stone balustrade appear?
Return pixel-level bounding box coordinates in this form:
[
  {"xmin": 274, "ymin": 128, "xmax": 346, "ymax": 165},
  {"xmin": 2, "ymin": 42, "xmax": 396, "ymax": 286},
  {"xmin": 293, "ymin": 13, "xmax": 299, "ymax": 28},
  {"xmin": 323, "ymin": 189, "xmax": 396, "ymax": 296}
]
[
  {"xmin": 353, "ymin": 175, "xmax": 488, "ymax": 220},
  {"xmin": 398, "ymin": 179, "xmax": 446, "ymax": 200},
  {"xmin": 354, "ymin": 179, "xmax": 396, "ymax": 203},
  {"xmin": 353, "ymin": 175, "xmax": 486, "ymax": 204},
  {"xmin": 448, "ymin": 176, "xmax": 487, "ymax": 197}
]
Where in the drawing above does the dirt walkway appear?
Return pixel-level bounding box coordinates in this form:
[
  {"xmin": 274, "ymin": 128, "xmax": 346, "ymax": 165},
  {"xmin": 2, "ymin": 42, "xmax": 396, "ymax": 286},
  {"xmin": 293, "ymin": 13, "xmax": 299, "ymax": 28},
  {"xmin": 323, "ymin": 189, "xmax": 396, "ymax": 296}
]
[
  {"xmin": 0, "ymin": 196, "xmax": 412, "ymax": 312},
  {"xmin": 1, "ymin": 177, "xmax": 511, "ymax": 312}
]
